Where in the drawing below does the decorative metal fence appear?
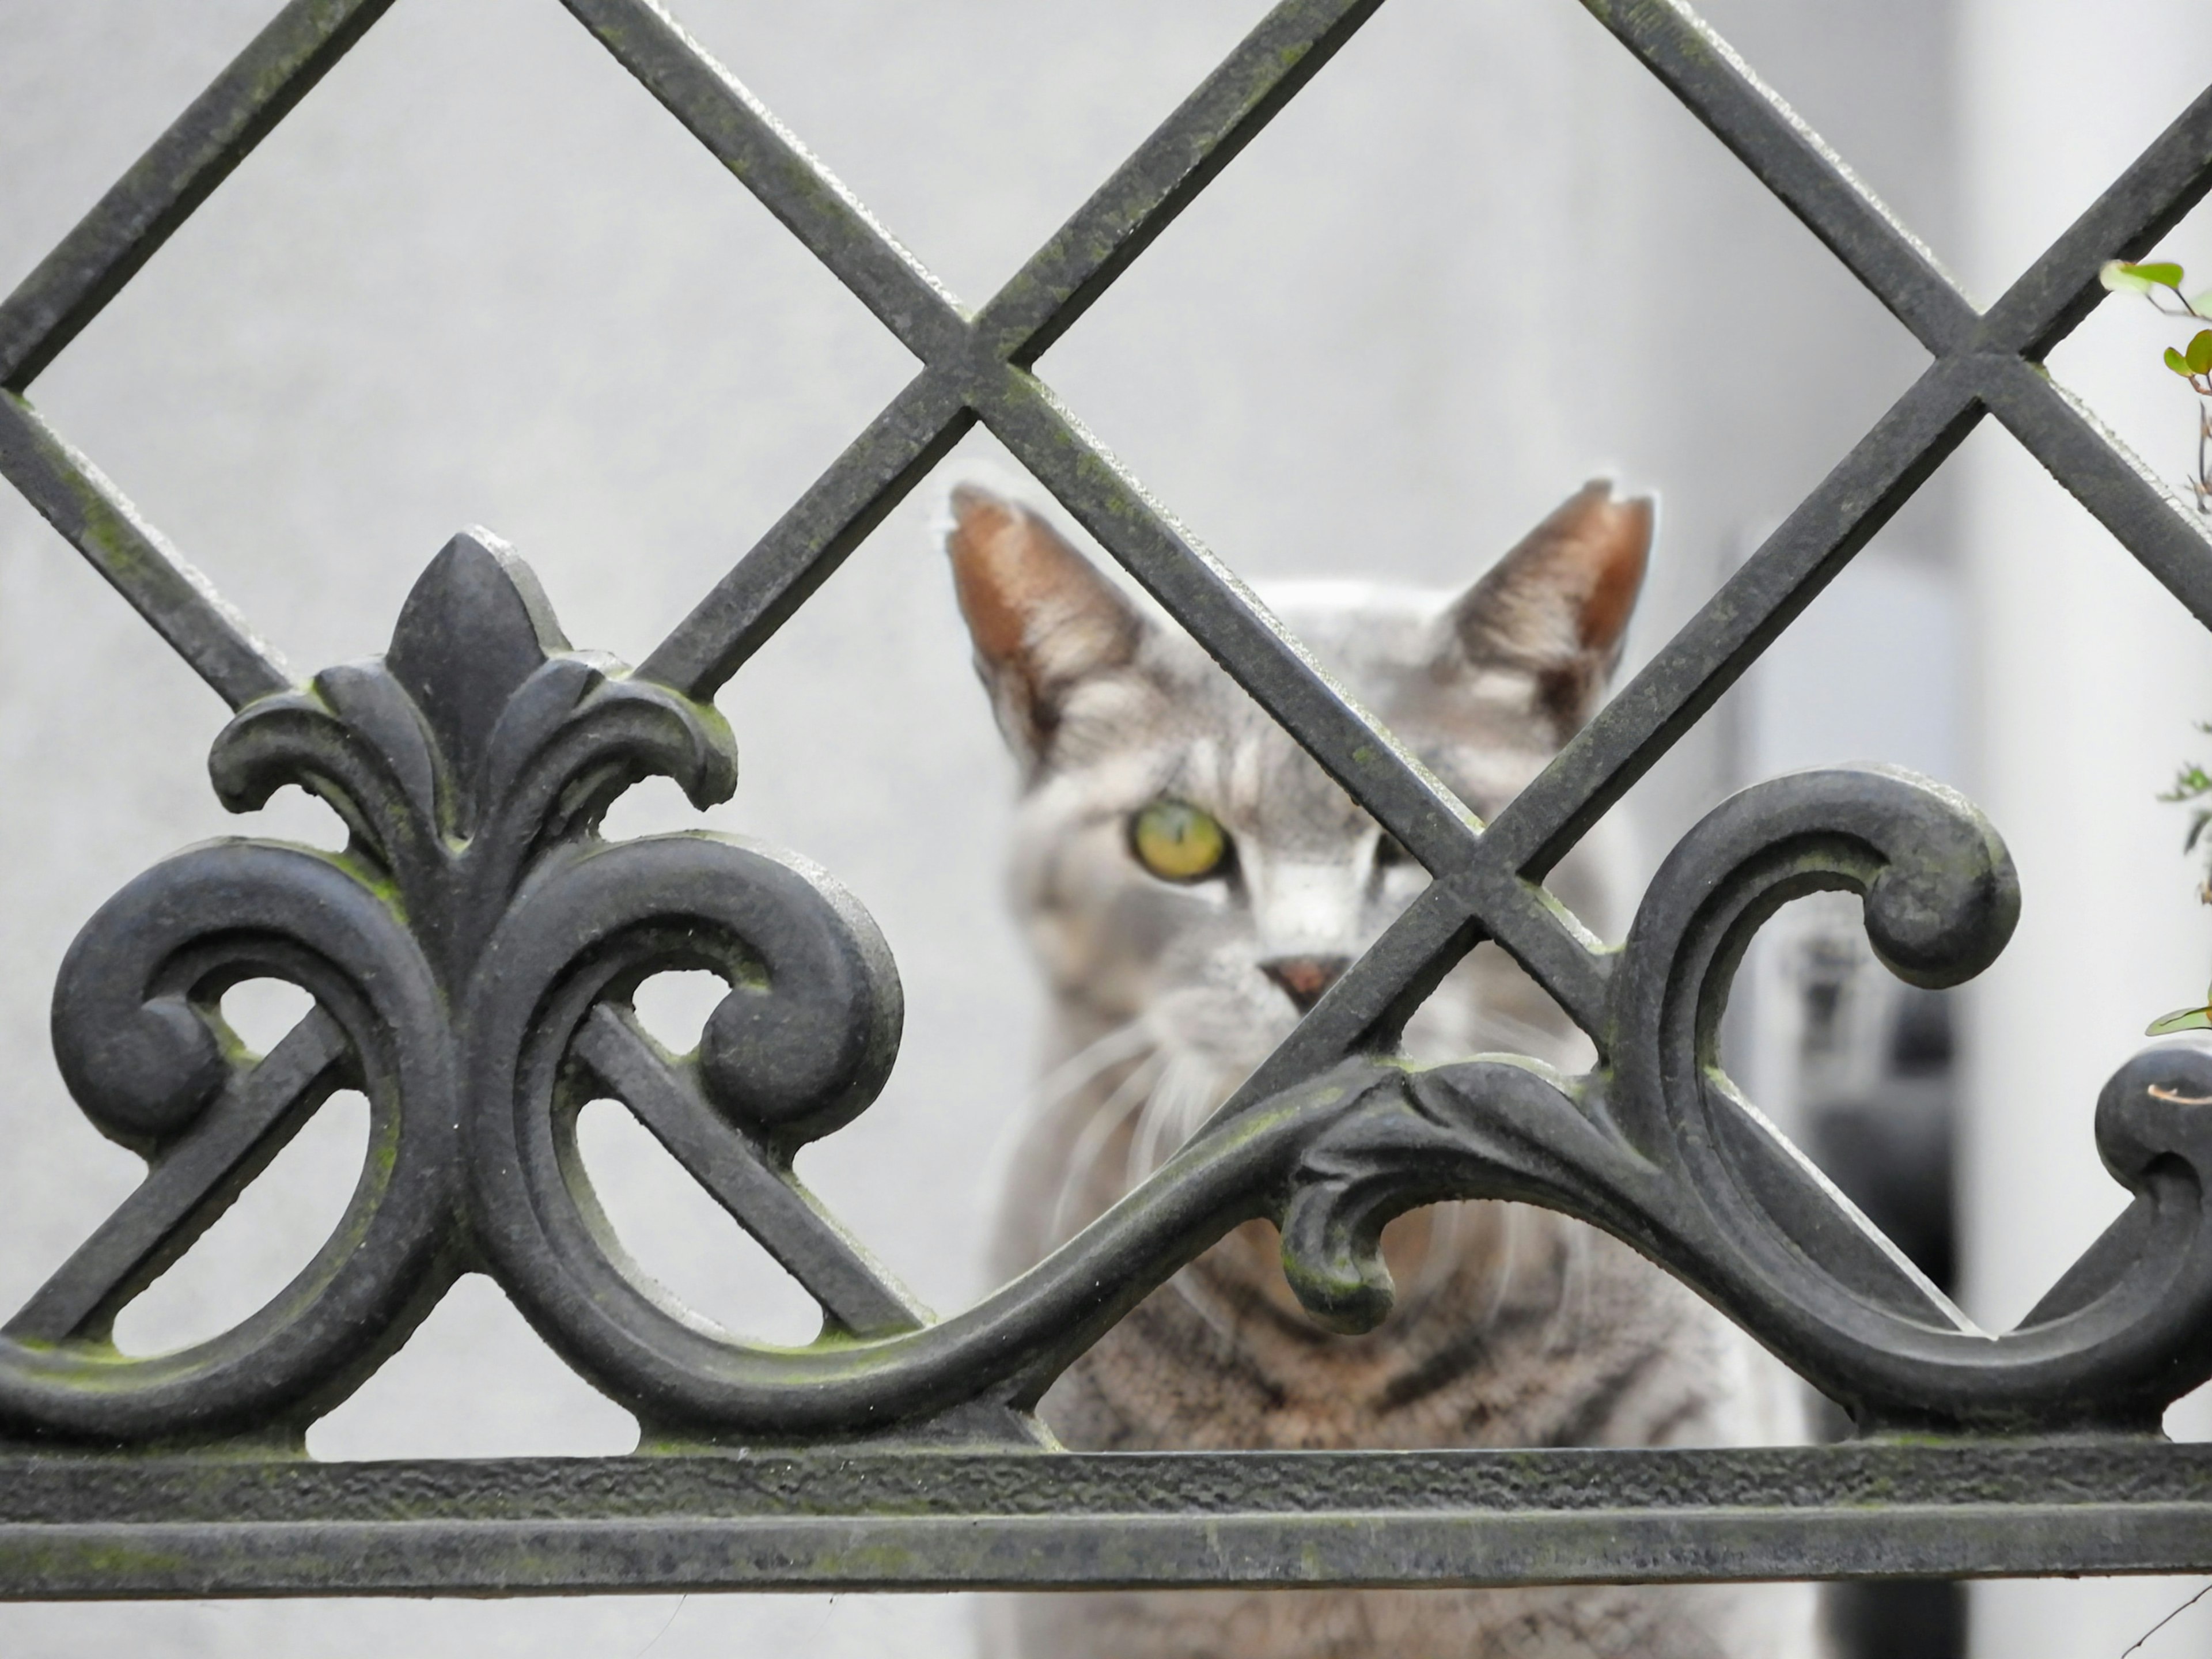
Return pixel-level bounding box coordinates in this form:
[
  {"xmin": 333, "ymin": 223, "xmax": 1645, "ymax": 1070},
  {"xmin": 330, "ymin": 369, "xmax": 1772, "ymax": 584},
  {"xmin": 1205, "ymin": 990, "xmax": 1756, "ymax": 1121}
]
[{"xmin": 1, "ymin": 0, "xmax": 2210, "ymax": 1603}]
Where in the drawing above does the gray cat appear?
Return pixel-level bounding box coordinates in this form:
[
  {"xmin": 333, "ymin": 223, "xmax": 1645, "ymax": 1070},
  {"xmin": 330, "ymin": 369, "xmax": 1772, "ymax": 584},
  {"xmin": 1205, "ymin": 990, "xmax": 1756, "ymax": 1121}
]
[{"xmin": 942, "ymin": 482, "xmax": 1817, "ymax": 1658}]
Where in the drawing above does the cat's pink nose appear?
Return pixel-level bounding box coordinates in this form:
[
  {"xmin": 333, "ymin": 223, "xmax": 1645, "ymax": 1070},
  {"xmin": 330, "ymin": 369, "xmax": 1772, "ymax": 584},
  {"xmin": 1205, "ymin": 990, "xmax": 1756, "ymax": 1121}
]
[{"xmin": 1260, "ymin": 955, "xmax": 1351, "ymax": 1014}]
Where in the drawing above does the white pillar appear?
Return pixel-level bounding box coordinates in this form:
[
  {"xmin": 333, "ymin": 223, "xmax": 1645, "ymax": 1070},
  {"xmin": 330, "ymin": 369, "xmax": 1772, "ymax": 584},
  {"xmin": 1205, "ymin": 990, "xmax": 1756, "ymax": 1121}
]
[{"xmin": 1959, "ymin": 4, "xmax": 2212, "ymax": 1653}]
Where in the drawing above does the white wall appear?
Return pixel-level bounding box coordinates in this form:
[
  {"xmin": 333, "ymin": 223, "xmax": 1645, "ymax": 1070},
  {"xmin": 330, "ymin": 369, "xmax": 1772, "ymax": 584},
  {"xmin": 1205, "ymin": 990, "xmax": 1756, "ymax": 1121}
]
[
  {"xmin": 0, "ymin": 1, "xmax": 1981, "ymax": 1654},
  {"xmin": 1959, "ymin": 0, "xmax": 2212, "ymax": 1653}
]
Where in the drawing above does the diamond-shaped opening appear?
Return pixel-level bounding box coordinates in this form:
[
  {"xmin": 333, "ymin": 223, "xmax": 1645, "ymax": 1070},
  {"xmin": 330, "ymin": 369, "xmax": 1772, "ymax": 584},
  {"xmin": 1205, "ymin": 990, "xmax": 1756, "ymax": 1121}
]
[
  {"xmin": 306, "ymin": 1271, "xmax": 638, "ymax": 1459},
  {"xmin": 111, "ymin": 1088, "xmax": 368, "ymax": 1358},
  {"xmin": 660, "ymin": 0, "xmax": 1270, "ymax": 306},
  {"xmin": 571, "ymin": 1092, "xmax": 824, "ymax": 1348},
  {"xmin": 1036, "ymin": 0, "xmax": 1938, "ymax": 618},
  {"xmin": 13, "ymin": 0, "xmax": 916, "ymax": 681}
]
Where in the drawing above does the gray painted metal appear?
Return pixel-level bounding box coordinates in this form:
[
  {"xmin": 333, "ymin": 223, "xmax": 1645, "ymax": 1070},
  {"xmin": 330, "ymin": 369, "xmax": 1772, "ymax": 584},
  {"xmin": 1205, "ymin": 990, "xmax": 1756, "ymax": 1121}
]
[
  {"xmin": 3, "ymin": 1444, "xmax": 2212, "ymax": 1599},
  {"xmin": 0, "ymin": 0, "xmax": 2209, "ymax": 1597}
]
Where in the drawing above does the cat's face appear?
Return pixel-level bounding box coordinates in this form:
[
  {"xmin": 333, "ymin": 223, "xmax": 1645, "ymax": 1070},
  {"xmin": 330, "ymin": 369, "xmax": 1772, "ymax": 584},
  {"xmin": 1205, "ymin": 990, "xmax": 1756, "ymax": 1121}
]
[{"xmin": 944, "ymin": 483, "xmax": 1649, "ymax": 1164}]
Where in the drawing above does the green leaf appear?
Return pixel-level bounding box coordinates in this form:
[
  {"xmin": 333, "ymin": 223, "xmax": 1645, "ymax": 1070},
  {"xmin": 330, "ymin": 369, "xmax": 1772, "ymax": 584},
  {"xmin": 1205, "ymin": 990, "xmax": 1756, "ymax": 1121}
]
[
  {"xmin": 2103, "ymin": 260, "xmax": 2157, "ymax": 293},
  {"xmin": 2190, "ymin": 329, "xmax": 2212, "ymax": 375},
  {"xmin": 2135, "ymin": 261, "xmax": 2187, "ymax": 287},
  {"xmin": 2148, "ymin": 1005, "xmax": 2212, "ymax": 1036},
  {"xmin": 2163, "ymin": 765, "xmax": 2212, "ymax": 801},
  {"xmin": 2193, "ymin": 290, "xmax": 2212, "ymax": 316},
  {"xmin": 2170, "ymin": 346, "xmax": 2196, "ymax": 376}
]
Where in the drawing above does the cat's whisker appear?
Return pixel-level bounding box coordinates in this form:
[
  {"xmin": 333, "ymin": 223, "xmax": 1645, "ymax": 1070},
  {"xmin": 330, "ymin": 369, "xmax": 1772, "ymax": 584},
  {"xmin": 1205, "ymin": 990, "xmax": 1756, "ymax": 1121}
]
[
  {"xmin": 1031, "ymin": 1020, "xmax": 1157, "ymax": 1116},
  {"xmin": 1544, "ymin": 1214, "xmax": 1597, "ymax": 1356},
  {"xmin": 1393, "ymin": 1200, "xmax": 1478, "ymax": 1319},
  {"xmin": 974, "ymin": 1022, "xmax": 1157, "ymax": 1243},
  {"xmin": 1470, "ymin": 1203, "xmax": 1530, "ymax": 1331},
  {"xmin": 1046, "ymin": 1050, "xmax": 1166, "ymax": 1250},
  {"xmin": 1125, "ymin": 1049, "xmax": 1234, "ymax": 1188}
]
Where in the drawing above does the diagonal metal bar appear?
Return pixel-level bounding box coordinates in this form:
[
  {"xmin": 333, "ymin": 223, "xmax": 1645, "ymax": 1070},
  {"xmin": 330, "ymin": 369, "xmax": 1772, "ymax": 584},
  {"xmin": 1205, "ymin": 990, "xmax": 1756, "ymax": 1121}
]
[
  {"xmin": 556, "ymin": 0, "xmax": 971, "ymax": 365},
  {"xmin": 1976, "ymin": 81, "xmax": 2212, "ymax": 361},
  {"xmin": 571, "ymin": 1007, "xmax": 925, "ymax": 1339},
  {"xmin": 1221, "ymin": 881, "xmax": 1480, "ymax": 1117},
  {"xmin": 1452, "ymin": 866, "xmax": 1612, "ymax": 1032},
  {"xmin": 1981, "ymin": 359, "xmax": 2212, "ymax": 630},
  {"xmin": 972, "ymin": 0, "xmax": 1387, "ymax": 366},
  {"xmin": 0, "ymin": 393, "xmax": 291, "ymax": 708},
  {"xmin": 3, "ymin": 1011, "xmax": 350, "ymax": 1344},
  {"xmin": 1578, "ymin": 0, "xmax": 1976, "ymax": 357},
  {"xmin": 975, "ymin": 368, "xmax": 1486, "ymax": 874},
  {"xmin": 0, "ymin": 0, "xmax": 400, "ymax": 392},
  {"xmin": 637, "ymin": 370, "xmax": 972, "ymax": 698},
  {"xmin": 1479, "ymin": 357, "xmax": 1986, "ymax": 884}
]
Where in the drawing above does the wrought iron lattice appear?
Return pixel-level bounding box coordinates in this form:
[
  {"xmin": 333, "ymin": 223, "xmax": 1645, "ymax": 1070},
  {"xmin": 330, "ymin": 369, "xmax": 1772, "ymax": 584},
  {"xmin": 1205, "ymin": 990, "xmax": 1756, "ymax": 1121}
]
[{"xmin": 1, "ymin": 0, "xmax": 2210, "ymax": 1601}]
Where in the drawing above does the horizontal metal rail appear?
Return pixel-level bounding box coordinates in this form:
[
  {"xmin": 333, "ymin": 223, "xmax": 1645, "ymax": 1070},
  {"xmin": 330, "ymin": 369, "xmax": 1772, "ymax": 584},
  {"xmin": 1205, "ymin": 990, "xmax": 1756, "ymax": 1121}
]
[{"xmin": 0, "ymin": 1443, "xmax": 2206, "ymax": 1597}]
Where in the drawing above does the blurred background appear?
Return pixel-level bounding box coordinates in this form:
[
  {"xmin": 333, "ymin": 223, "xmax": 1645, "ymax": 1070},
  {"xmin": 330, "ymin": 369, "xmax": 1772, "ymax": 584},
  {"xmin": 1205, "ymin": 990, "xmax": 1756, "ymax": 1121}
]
[{"xmin": 1, "ymin": 1, "xmax": 2209, "ymax": 1654}]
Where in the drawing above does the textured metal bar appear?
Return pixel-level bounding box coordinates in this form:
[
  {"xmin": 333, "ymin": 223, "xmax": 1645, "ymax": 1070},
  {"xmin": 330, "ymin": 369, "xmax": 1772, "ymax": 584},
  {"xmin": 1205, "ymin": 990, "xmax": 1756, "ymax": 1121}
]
[
  {"xmin": 1981, "ymin": 360, "xmax": 2212, "ymax": 631},
  {"xmin": 572, "ymin": 1007, "xmax": 923, "ymax": 1338},
  {"xmin": 1578, "ymin": 0, "xmax": 1975, "ymax": 355},
  {"xmin": 3, "ymin": 1012, "xmax": 350, "ymax": 1345},
  {"xmin": 0, "ymin": 0, "xmax": 399, "ymax": 391},
  {"xmin": 972, "ymin": 0, "xmax": 1386, "ymax": 365},
  {"xmin": 0, "ymin": 393, "xmax": 291, "ymax": 707},
  {"xmin": 1451, "ymin": 865, "xmax": 1612, "ymax": 1036},
  {"xmin": 637, "ymin": 370, "xmax": 971, "ymax": 698},
  {"xmin": 557, "ymin": 0, "xmax": 969, "ymax": 363},
  {"xmin": 0, "ymin": 1442, "xmax": 2208, "ymax": 1596}
]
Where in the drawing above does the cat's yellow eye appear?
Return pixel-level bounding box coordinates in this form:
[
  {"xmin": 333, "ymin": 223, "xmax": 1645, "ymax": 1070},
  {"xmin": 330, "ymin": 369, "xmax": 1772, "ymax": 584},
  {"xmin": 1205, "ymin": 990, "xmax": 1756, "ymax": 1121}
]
[{"xmin": 1131, "ymin": 800, "xmax": 1230, "ymax": 883}]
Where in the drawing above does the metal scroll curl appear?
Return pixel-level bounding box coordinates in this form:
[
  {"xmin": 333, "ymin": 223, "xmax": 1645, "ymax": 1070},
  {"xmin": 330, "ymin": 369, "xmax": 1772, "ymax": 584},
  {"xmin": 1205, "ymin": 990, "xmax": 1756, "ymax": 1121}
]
[
  {"xmin": 13, "ymin": 531, "xmax": 2211, "ymax": 1446},
  {"xmin": 1280, "ymin": 766, "xmax": 2212, "ymax": 1434},
  {"xmin": 5, "ymin": 840, "xmax": 457, "ymax": 1443}
]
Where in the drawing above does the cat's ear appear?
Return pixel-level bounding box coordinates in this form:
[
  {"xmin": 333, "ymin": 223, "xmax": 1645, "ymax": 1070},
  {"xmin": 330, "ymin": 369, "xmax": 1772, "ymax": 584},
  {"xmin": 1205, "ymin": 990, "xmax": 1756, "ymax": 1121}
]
[
  {"xmin": 944, "ymin": 484, "xmax": 1146, "ymax": 767},
  {"xmin": 1444, "ymin": 479, "xmax": 1652, "ymax": 732}
]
